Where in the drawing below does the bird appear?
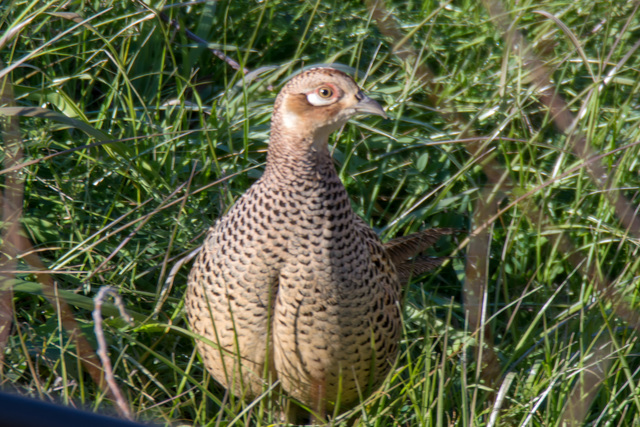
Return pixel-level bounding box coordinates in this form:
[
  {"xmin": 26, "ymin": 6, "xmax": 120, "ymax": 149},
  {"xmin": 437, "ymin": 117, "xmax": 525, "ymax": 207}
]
[{"xmin": 185, "ymin": 67, "xmax": 454, "ymax": 422}]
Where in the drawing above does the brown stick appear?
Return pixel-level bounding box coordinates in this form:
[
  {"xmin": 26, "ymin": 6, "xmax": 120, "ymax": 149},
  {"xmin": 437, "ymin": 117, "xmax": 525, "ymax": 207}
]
[
  {"xmin": 366, "ymin": 0, "xmax": 640, "ymax": 399},
  {"xmin": 481, "ymin": 0, "xmax": 640, "ymax": 238},
  {"xmin": 465, "ymin": 188, "xmax": 501, "ymax": 394},
  {"xmin": 0, "ymin": 61, "xmax": 20, "ymax": 374},
  {"xmin": 479, "ymin": 0, "xmax": 640, "ymax": 329},
  {"xmin": 366, "ymin": 0, "xmax": 506, "ymax": 392},
  {"xmin": 0, "ymin": 61, "xmax": 113, "ymax": 400}
]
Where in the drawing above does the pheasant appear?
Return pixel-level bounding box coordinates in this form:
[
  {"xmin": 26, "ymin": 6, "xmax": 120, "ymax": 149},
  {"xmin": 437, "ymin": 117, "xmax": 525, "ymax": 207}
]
[{"xmin": 186, "ymin": 67, "xmax": 454, "ymax": 422}]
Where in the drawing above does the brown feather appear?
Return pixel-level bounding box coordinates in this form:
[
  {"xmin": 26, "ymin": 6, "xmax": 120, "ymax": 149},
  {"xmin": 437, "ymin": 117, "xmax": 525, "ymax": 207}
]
[
  {"xmin": 394, "ymin": 256, "xmax": 448, "ymax": 283},
  {"xmin": 384, "ymin": 228, "xmax": 458, "ymax": 265}
]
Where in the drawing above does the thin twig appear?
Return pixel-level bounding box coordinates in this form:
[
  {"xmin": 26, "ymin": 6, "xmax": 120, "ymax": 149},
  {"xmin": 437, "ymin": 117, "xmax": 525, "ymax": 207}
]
[
  {"xmin": 155, "ymin": 162, "xmax": 199, "ymax": 311},
  {"xmin": 92, "ymin": 287, "xmax": 135, "ymax": 420},
  {"xmin": 487, "ymin": 372, "xmax": 516, "ymax": 427},
  {"xmin": 134, "ymin": 0, "xmax": 249, "ymax": 74},
  {"xmin": 84, "ymin": 182, "xmax": 187, "ymax": 282},
  {"xmin": 153, "ymin": 246, "xmax": 202, "ymax": 317}
]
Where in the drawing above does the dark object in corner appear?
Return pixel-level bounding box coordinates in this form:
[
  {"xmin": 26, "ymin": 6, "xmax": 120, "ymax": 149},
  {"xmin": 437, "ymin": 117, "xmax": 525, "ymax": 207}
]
[{"xmin": 0, "ymin": 390, "xmax": 154, "ymax": 427}]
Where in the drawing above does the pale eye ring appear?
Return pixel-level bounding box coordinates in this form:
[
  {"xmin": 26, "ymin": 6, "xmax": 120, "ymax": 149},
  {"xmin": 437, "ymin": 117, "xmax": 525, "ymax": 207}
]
[
  {"xmin": 306, "ymin": 85, "xmax": 338, "ymax": 106},
  {"xmin": 318, "ymin": 87, "xmax": 333, "ymax": 98}
]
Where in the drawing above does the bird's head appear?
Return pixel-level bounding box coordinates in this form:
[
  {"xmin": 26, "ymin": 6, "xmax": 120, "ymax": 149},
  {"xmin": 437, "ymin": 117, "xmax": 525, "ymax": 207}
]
[{"xmin": 271, "ymin": 67, "xmax": 387, "ymax": 147}]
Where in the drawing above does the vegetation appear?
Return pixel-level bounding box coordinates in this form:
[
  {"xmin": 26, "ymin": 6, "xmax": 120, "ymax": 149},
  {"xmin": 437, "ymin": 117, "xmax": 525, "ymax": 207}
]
[{"xmin": 1, "ymin": 0, "xmax": 639, "ymax": 425}]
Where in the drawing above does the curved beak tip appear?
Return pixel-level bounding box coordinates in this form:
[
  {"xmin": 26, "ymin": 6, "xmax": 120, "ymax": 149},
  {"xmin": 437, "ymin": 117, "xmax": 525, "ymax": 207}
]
[{"xmin": 355, "ymin": 95, "xmax": 388, "ymax": 120}]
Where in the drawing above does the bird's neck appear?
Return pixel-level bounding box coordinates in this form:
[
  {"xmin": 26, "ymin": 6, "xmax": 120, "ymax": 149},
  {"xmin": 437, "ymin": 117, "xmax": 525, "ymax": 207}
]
[{"xmin": 263, "ymin": 127, "xmax": 338, "ymax": 185}]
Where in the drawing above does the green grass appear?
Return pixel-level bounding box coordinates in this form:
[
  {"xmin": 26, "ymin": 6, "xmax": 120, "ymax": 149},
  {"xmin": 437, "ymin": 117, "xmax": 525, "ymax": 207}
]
[{"xmin": 2, "ymin": 0, "xmax": 640, "ymax": 425}]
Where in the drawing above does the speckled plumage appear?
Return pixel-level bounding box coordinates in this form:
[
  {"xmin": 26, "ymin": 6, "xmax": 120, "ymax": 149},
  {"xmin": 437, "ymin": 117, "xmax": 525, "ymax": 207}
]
[{"xmin": 186, "ymin": 68, "xmax": 452, "ymax": 421}]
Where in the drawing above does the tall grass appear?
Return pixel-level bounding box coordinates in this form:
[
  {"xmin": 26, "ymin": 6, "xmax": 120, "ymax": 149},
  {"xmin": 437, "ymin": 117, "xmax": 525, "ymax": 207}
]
[{"xmin": 1, "ymin": 0, "xmax": 639, "ymax": 425}]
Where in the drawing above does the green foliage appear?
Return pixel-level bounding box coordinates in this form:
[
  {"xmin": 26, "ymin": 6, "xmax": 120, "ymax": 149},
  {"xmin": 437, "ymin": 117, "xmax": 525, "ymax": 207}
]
[{"xmin": 1, "ymin": 0, "xmax": 640, "ymax": 425}]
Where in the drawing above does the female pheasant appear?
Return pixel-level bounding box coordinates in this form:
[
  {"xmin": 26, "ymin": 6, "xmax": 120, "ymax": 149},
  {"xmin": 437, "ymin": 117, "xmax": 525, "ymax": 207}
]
[{"xmin": 186, "ymin": 67, "xmax": 451, "ymax": 422}]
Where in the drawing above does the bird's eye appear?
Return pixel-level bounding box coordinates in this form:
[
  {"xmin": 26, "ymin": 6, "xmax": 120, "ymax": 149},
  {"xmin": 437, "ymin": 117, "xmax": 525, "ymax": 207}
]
[
  {"xmin": 318, "ymin": 87, "xmax": 333, "ymax": 98},
  {"xmin": 306, "ymin": 85, "xmax": 339, "ymax": 106}
]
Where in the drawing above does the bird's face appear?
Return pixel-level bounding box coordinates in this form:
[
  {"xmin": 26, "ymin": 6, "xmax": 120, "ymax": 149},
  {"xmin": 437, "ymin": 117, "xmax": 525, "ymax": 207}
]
[{"xmin": 274, "ymin": 68, "xmax": 387, "ymax": 144}]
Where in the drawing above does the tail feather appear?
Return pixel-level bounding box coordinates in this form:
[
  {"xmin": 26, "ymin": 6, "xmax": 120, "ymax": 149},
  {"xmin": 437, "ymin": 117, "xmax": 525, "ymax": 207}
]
[
  {"xmin": 384, "ymin": 228, "xmax": 458, "ymax": 265},
  {"xmin": 385, "ymin": 228, "xmax": 461, "ymax": 283},
  {"xmin": 394, "ymin": 256, "xmax": 448, "ymax": 283}
]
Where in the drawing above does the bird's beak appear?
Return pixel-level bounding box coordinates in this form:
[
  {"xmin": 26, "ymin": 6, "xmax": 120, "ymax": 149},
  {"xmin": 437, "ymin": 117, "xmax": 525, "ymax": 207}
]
[{"xmin": 354, "ymin": 93, "xmax": 388, "ymax": 119}]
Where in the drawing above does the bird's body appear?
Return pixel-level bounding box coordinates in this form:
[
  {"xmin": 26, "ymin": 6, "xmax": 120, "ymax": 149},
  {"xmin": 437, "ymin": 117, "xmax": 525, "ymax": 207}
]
[{"xmin": 186, "ymin": 67, "xmax": 451, "ymax": 420}]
